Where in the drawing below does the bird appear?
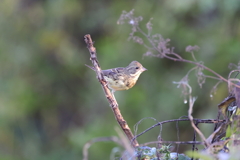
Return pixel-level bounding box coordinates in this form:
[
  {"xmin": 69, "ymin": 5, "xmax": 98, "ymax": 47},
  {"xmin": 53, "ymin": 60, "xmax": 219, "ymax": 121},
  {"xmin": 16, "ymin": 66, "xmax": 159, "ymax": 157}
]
[
  {"xmin": 86, "ymin": 61, "xmax": 147, "ymax": 105},
  {"xmin": 102, "ymin": 61, "xmax": 147, "ymax": 105},
  {"xmin": 102, "ymin": 61, "xmax": 147, "ymax": 92}
]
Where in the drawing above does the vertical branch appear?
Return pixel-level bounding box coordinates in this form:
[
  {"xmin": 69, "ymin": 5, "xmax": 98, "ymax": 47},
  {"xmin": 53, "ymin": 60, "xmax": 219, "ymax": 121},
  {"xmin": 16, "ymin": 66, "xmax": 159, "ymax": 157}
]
[
  {"xmin": 192, "ymin": 121, "xmax": 198, "ymax": 153},
  {"xmin": 84, "ymin": 34, "xmax": 139, "ymax": 148},
  {"xmin": 188, "ymin": 96, "xmax": 209, "ymax": 148}
]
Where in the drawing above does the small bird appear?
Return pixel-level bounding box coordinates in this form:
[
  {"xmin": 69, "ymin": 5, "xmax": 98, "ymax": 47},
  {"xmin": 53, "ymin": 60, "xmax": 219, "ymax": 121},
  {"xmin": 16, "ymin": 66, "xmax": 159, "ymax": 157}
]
[
  {"xmin": 86, "ymin": 61, "xmax": 147, "ymax": 104},
  {"xmin": 102, "ymin": 61, "xmax": 147, "ymax": 93}
]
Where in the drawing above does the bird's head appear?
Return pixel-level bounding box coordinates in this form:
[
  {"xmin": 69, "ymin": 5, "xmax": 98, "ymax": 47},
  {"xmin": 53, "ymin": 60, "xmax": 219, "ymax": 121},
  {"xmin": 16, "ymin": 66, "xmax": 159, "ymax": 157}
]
[{"xmin": 126, "ymin": 61, "xmax": 147, "ymax": 77}]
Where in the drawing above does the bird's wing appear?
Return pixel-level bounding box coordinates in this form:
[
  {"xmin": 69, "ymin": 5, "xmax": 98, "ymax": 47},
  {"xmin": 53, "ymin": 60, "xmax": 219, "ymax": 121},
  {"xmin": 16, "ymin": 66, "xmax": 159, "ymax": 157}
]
[{"xmin": 102, "ymin": 67, "xmax": 125, "ymax": 76}]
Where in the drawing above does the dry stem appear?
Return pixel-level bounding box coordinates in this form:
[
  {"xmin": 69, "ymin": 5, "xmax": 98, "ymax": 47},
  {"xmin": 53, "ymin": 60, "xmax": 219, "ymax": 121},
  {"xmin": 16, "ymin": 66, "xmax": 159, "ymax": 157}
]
[
  {"xmin": 188, "ymin": 96, "xmax": 209, "ymax": 147},
  {"xmin": 133, "ymin": 118, "xmax": 225, "ymax": 142},
  {"xmin": 84, "ymin": 34, "xmax": 139, "ymax": 148},
  {"xmin": 83, "ymin": 136, "xmax": 122, "ymax": 160}
]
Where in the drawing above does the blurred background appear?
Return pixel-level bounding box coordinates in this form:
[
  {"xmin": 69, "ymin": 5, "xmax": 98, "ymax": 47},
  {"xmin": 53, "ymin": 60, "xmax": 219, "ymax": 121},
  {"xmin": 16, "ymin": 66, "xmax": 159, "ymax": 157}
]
[{"xmin": 0, "ymin": 0, "xmax": 240, "ymax": 159}]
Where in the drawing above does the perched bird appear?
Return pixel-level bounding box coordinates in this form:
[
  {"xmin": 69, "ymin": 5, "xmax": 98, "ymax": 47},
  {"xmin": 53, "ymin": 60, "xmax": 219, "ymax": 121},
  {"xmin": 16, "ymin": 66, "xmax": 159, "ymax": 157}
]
[
  {"xmin": 102, "ymin": 61, "xmax": 147, "ymax": 93},
  {"xmin": 86, "ymin": 61, "xmax": 147, "ymax": 104}
]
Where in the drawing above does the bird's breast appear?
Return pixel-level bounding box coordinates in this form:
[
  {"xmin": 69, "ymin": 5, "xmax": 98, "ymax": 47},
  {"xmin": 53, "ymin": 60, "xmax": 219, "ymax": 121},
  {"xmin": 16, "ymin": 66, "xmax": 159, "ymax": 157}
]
[{"xmin": 104, "ymin": 75, "xmax": 137, "ymax": 91}]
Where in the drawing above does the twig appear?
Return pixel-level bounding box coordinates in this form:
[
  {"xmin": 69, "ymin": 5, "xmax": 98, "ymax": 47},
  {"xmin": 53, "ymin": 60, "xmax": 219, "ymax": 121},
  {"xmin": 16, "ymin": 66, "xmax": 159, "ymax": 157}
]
[
  {"xmin": 140, "ymin": 140, "xmax": 203, "ymax": 146},
  {"xmin": 188, "ymin": 96, "xmax": 209, "ymax": 147},
  {"xmin": 83, "ymin": 136, "xmax": 122, "ymax": 160},
  {"xmin": 115, "ymin": 127, "xmax": 135, "ymax": 159},
  {"xmin": 135, "ymin": 22, "xmax": 240, "ymax": 89},
  {"xmin": 192, "ymin": 121, "xmax": 198, "ymax": 152},
  {"xmin": 133, "ymin": 118, "xmax": 224, "ymax": 142},
  {"xmin": 228, "ymin": 70, "xmax": 240, "ymax": 80},
  {"xmin": 84, "ymin": 34, "xmax": 139, "ymax": 148}
]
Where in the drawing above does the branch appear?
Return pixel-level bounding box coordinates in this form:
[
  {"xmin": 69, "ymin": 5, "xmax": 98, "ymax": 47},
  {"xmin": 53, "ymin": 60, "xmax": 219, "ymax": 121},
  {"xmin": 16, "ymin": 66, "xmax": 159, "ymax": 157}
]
[
  {"xmin": 140, "ymin": 140, "xmax": 204, "ymax": 146},
  {"xmin": 84, "ymin": 34, "xmax": 139, "ymax": 148},
  {"xmin": 188, "ymin": 96, "xmax": 209, "ymax": 148},
  {"xmin": 136, "ymin": 25, "xmax": 240, "ymax": 90},
  {"xmin": 133, "ymin": 118, "xmax": 224, "ymax": 142},
  {"xmin": 83, "ymin": 136, "xmax": 122, "ymax": 160}
]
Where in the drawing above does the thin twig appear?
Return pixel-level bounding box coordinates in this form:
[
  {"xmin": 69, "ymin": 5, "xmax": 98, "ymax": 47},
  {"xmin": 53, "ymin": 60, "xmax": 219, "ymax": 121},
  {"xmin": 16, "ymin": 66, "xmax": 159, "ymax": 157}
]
[
  {"xmin": 204, "ymin": 75, "xmax": 222, "ymax": 81},
  {"xmin": 140, "ymin": 140, "xmax": 203, "ymax": 146},
  {"xmin": 192, "ymin": 121, "xmax": 198, "ymax": 152},
  {"xmin": 191, "ymin": 51, "xmax": 197, "ymax": 62},
  {"xmin": 135, "ymin": 25, "xmax": 240, "ymax": 89},
  {"xmin": 228, "ymin": 70, "xmax": 240, "ymax": 80},
  {"xmin": 84, "ymin": 34, "xmax": 139, "ymax": 148},
  {"xmin": 188, "ymin": 96, "xmax": 209, "ymax": 147},
  {"xmin": 115, "ymin": 127, "xmax": 135, "ymax": 159},
  {"xmin": 133, "ymin": 118, "xmax": 225, "ymax": 142},
  {"xmin": 83, "ymin": 136, "xmax": 122, "ymax": 160}
]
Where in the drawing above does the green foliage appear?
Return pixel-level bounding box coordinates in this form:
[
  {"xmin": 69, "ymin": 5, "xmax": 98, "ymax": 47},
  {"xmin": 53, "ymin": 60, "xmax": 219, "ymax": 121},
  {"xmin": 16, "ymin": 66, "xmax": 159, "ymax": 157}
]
[
  {"xmin": 0, "ymin": 0, "xmax": 240, "ymax": 159},
  {"xmin": 136, "ymin": 146, "xmax": 159, "ymax": 159},
  {"xmin": 136, "ymin": 145, "xmax": 191, "ymax": 160},
  {"xmin": 185, "ymin": 151, "xmax": 213, "ymax": 160},
  {"xmin": 226, "ymin": 124, "xmax": 234, "ymax": 138}
]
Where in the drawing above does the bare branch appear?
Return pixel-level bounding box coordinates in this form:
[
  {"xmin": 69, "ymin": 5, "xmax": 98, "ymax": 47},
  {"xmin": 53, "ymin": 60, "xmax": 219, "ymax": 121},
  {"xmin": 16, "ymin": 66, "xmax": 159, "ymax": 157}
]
[
  {"xmin": 188, "ymin": 96, "xmax": 209, "ymax": 147},
  {"xmin": 83, "ymin": 136, "xmax": 122, "ymax": 160},
  {"xmin": 84, "ymin": 34, "xmax": 139, "ymax": 148},
  {"xmin": 210, "ymin": 80, "xmax": 223, "ymax": 98},
  {"xmin": 140, "ymin": 140, "xmax": 204, "ymax": 146},
  {"xmin": 133, "ymin": 118, "xmax": 225, "ymax": 142},
  {"xmin": 118, "ymin": 10, "xmax": 240, "ymax": 90},
  {"xmin": 228, "ymin": 70, "xmax": 240, "ymax": 80}
]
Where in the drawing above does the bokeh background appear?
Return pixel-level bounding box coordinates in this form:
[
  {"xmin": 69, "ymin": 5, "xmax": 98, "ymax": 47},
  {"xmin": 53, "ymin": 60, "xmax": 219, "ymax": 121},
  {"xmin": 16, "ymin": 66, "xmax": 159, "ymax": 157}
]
[{"xmin": 0, "ymin": 0, "xmax": 240, "ymax": 159}]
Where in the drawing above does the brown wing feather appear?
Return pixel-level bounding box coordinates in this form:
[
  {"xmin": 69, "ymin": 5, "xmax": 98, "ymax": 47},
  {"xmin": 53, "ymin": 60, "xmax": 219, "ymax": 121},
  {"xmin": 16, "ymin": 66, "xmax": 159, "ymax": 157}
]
[{"xmin": 102, "ymin": 67, "xmax": 125, "ymax": 76}]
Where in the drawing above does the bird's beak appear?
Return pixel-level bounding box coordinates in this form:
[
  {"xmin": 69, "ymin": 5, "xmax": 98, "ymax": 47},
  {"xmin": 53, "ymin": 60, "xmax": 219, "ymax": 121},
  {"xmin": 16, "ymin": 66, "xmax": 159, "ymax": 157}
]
[{"xmin": 142, "ymin": 67, "xmax": 147, "ymax": 72}]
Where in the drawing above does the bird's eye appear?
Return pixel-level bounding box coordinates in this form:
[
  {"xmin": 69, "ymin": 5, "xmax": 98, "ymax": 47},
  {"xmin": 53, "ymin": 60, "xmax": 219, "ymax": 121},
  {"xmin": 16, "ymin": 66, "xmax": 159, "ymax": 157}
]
[{"xmin": 136, "ymin": 67, "xmax": 139, "ymax": 69}]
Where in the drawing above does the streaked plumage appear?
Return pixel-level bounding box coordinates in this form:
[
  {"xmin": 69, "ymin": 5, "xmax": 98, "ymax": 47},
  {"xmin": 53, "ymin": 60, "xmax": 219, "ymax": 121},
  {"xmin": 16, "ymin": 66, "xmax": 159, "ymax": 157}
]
[{"xmin": 102, "ymin": 61, "xmax": 147, "ymax": 92}]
